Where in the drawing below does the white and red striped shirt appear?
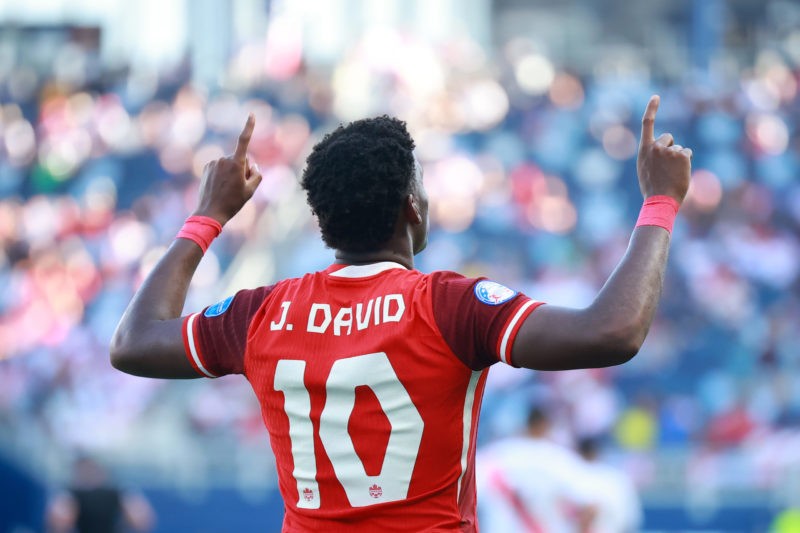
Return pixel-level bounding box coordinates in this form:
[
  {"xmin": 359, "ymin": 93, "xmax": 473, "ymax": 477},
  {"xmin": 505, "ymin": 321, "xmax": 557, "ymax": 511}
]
[
  {"xmin": 182, "ymin": 262, "xmax": 542, "ymax": 532},
  {"xmin": 477, "ymin": 437, "xmax": 594, "ymax": 533}
]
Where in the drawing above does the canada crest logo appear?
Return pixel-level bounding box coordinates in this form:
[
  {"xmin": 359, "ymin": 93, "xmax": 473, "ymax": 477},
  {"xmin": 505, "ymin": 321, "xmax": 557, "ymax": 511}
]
[
  {"xmin": 368, "ymin": 484, "xmax": 383, "ymax": 499},
  {"xmin": 302, "ymin": 488, "xmax": 314, "ymax": 501}
]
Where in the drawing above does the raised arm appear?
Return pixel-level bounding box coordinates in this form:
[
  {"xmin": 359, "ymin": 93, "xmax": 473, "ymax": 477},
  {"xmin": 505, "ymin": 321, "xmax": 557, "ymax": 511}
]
[
  {"xmin": 513, "ymin": 95, "xmax": 692, "ymax": 370},
  {"xmin": 110, "ymin": 116, "xmax": 262, "ymax": 378}
]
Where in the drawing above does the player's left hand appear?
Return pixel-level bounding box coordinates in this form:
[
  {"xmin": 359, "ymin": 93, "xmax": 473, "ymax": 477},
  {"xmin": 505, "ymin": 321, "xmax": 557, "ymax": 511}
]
[{"xmin": 193, "ymin": 114, "xmax": 262, "ymax": 225}]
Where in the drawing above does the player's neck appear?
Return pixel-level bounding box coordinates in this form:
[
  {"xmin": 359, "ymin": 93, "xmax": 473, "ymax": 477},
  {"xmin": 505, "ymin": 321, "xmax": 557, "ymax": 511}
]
[
  {"xmin": 334, "ymin": 248, "xmax": 414, "ymax": 270},
  {"xmin": 334, "ymin": 214, "xmax": 422, "ymax": 270}
]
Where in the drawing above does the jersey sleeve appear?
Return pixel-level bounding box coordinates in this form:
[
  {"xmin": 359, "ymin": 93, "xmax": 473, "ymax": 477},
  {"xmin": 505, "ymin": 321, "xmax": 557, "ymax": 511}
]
[
  {"xmin": 182, "ymin": 286, "xmax": 274, "ymax": 377},
  {"xmin": 430, "ymin": 272, "xmax": 544, "ymax": 370}
]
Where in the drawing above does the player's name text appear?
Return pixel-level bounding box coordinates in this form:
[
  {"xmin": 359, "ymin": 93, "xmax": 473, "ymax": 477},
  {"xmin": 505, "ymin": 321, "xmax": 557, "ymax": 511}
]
[{"xmin": 269, "ymin": 294, "xmax": 406, "ymax": 336}]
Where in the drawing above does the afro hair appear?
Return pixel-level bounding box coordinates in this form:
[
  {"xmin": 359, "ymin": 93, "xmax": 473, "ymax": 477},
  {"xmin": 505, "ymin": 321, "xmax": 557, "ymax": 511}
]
[{"xmin": 301, "ymin": 116, "xmax": 416, "ymax": 253}]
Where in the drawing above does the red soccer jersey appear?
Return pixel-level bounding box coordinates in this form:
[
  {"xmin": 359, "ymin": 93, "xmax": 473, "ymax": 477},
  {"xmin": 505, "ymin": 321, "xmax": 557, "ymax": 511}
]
[{"xmin": 182, "ymin": 262, "xmax": 542, "ymax": 532}]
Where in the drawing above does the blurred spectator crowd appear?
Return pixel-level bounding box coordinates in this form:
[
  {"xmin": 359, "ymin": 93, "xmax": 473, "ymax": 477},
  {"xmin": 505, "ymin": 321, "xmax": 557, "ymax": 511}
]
[{"xmin": 1, "ymin": 26, "xmax": 800, "ymax": 503}]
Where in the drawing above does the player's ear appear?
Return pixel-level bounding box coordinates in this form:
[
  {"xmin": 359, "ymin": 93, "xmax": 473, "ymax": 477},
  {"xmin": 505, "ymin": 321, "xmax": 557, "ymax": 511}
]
[{"xmin": 405, "ymin": 194, "xmax": 422, "ymax": 225}]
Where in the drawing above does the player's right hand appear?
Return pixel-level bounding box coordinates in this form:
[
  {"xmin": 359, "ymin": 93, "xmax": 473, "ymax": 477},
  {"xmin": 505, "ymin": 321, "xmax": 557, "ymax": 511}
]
[
  {"xmin": 636, "ymin": 95, "xmax": 692, "ymax": 204},
  {"xmin": 193, "ymin": 114, "xmax": 263, "ymax": 226}
]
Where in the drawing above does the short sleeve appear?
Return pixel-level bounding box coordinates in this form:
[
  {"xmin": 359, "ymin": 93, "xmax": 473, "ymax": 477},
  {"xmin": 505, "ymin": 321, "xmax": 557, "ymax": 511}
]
[
  {"xmin": 430, "ymin": 272, "xmax": 544, "ymax": 370},
  {"xmin": 182, "ymin": 286, "xmax": 274, "ymax": 377}
]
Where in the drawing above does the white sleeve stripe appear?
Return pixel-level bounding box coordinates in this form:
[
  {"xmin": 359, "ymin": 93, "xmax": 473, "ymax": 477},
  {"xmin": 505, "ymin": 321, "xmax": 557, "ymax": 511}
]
[
  {"xmin": 498, "ymin": 300, "xmax": 535, "ymax": 364},
  {"xmin": 186, "ymin": 313, "xmax": 217, "ymax": 378}
]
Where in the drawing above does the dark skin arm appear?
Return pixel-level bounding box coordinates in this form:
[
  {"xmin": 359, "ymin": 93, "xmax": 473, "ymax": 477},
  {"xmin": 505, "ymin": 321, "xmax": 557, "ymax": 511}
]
[
  {"xmin": 110, "ymin": 116, "xmax": 262, "ymax": 378},
  {"xmin": 512, "ymin": 95, "xmax": 693, "ymax": 370}
]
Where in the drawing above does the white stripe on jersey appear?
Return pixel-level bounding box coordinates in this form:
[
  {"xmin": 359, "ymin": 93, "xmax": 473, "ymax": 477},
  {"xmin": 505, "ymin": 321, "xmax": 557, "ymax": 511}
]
[
  {"xmin": 457, "ymin": 370, "xmax": 483, "ymax": 502},
  {"xmin": 186, "ymin": 313, "xmax": 217, "ymax": 378},
  {"xmin": 498, "ymin": 300, "xmax": 536, "ymax": 365},
  {"xmin": 329, "ymin": 262, "xmax": 408, "ymax": 278}
]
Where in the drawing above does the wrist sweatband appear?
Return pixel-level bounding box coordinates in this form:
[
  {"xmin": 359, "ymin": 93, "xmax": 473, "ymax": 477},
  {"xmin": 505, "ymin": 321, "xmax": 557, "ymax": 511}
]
[
  {"xmin": 176, "ymin": 216, "xmax": 223, "ymax": 253},
  {"xmin": 635, "ymin": 195, "xmax": 680, "ymax": 234}
]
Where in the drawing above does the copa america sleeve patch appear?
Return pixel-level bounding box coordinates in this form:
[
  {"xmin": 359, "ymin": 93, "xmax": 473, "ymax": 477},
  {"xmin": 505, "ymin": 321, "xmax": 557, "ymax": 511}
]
[
  {"xmin": 474, "ymin": 280, "xmax": 517, "ymax": 306},
  {"xmin": 204, "ymin": 295, "xmax": 235, "ymax": 317}
]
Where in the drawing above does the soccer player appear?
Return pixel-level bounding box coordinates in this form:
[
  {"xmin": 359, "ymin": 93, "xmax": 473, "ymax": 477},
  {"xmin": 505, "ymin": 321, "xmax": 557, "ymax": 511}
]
[
  {"xmin": 46, "ymin": 456, "xmax": 155, "ymax": 533},
  {"xmin": 111, "ymin": 95, "xmax": 691, "ymax": 532},
  {"xmin": 576, "ymin": 437, "xmax": 643, "ymax": 533},
  {"xmin": 476, "ymin": 407, "xmax": 597, "ymax": 533}
]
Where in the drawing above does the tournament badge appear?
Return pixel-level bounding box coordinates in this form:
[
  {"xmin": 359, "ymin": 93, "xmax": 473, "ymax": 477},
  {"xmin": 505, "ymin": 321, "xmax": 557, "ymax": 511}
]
[{"xmin": 474, "ymin": 280, "xmax": 517, "ymax": 306}]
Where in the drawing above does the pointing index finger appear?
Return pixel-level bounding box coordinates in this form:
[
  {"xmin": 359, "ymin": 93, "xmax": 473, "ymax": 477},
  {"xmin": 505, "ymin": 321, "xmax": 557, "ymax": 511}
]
[
  {"xmin": 234, "ymin": 114, "xmax": 255, "ymax": 162},
  {"xmin": 640, "ymin": 95, "xmax": 660, "ymax": 147}
]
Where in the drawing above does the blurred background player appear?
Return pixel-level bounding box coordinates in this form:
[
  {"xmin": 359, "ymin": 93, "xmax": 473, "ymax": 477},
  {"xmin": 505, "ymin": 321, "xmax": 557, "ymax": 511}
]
[
  {"xmin": 46, "ymin": 456, "xmax": 154, "ymax": 533},
  {"xmin": 477, "ymin": 407, "xmax": 596, "ymax": 533},
  {"xmin": 576, "ymin": 436, "xmax": 643, "ymax": 533},
  {"xmin": 109, "ymin": 94, "xmax": 689, "ymax": 531}
]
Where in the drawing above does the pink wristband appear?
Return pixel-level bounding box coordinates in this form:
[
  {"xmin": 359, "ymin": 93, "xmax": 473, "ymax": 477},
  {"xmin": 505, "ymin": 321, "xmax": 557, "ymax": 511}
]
[
  {"xmin": 635, "ymin": 195, "xmax": 680, "ymax": 234},
  {"xmin": 176, "ymin": 216, "xmax": 223, "ymax": 253}
]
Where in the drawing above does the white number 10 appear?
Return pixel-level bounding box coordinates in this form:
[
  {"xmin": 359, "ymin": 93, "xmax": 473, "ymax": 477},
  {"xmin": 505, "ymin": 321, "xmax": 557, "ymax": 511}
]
[{"xmin": 274, "ymin": 352, "xmax": 424, "ymax": 509}]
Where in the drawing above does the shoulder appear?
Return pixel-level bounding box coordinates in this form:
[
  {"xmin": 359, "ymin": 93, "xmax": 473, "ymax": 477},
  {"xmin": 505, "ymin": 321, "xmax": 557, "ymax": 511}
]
[
  {"xmin": 428, "ymin": 271, "xmax": 519, "ymax": 303},
  {"xmin": 426, "ymin": 270, "xmax": 476, "ymax": 302},
  {"xmin": 205, "ymin": 285, "xmax": 276, "ymax": 314},
  {"xmin": 478, "ymin": 436, "xmax": 529, "ymax": 463},
  {"xmin": 504, "ymin": 438, "xmax": 583, "ymax": 471},
  {"xmin": 426, "ymin": 269, "xmax": 472, "ymax": 286},
  {"xmin": 591, "ymin": 463, "xmax": 633, "ymax": 485}
]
